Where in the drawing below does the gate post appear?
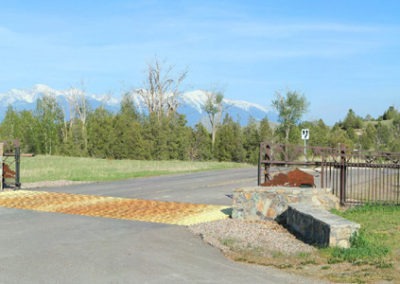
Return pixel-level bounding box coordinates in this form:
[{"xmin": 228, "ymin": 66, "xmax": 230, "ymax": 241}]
[
  {"xmin": 15, "ymin": 142, "xmax": 21, "ymax": 189},
  {"xmin": 264, "ymin": 143, "xmax": 271, "ymax": 184},
  {"xmin": 258, "ymin": 142, "xmax": 271, "ymax": 186},
  {"xmin": 340, "ymin": 147, "xmax": 347, "ymax": 205}
]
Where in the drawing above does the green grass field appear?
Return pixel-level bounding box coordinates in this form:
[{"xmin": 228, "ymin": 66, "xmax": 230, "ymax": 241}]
[
  {"xmin": 20, "ymin": 155, "xmax": 251, "ymax": 183},
  {"xmin": 331, "ymin": 204, "xmax": 400, "ymax": 264}
]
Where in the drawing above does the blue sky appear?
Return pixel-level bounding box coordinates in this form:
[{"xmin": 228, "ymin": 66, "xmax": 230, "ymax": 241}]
[{"xmin": 1, "ymin": 0, "xmax": 399, "ymax": 124}]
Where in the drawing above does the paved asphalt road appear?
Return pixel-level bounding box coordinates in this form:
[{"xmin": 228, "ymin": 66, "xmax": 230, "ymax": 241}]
[{"xmin": 0, "ymin": 168, "xmax": 326, "ymax": 283}]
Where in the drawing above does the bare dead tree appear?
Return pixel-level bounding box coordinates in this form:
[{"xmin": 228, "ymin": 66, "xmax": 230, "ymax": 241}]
[{"xmin": 139, "ymin": 57, "xmax": 188, "ymax": 121}]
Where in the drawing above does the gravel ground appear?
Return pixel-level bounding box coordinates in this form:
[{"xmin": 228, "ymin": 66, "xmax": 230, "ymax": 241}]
[{"xmin": 189, "ymin": 218, "xmax": 316, "ymax": 257}]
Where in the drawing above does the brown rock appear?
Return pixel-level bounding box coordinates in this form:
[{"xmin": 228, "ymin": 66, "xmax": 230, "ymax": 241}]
[{"xmin": 261, "ymin": 168, "xmax": 314, "ymax": 187}]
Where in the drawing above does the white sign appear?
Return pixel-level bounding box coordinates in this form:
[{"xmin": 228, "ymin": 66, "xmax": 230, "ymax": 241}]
[{"xmin": 301, "ymin": 129, "xmax": 310, "ymax": 140}]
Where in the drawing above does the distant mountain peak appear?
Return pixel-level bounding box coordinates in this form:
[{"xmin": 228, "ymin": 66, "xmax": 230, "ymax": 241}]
[
  {"xmin": 0, "ymin": 84, "xmax": 278, "ymax": 125},
  {"xmin": 180, "ymin": 90, "xmax": 270, "ymax": 114},
  {"xmin": 180, "ymin": 90, "xmax": 209, "ymax": 113}
]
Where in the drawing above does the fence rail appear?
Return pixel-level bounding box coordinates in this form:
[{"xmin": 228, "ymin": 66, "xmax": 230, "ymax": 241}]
[{"xmin": 258, "ymin": 142, "xmax": 400, "ymax": 205}]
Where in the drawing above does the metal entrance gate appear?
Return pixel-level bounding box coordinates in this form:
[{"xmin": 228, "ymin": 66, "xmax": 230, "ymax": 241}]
[
  {"xmin": 258, "ymin": 142, "xmax": 400, "ymax": 205},
  {"xmin": 1, "ymin": 140, "xmax": 21, "ymax": 190}
]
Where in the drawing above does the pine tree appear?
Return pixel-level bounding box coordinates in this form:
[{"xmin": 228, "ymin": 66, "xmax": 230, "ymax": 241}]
[
  {"xmin": 141, "ymin": 114, "xmax": 169, "ymax": 160},
  {"xmin": 87, "ymin": 107, "xmax": 115, "ymax": 158},
  {"xmin": 242, "ymin": 117, "xmax": 260, "ymax": 164},
  {"xmin": 382, "ymin": 106, "xmax": 399, "ymax": 120},
  {"xmin": 165, "ymin": 114, "xmax": 191, "ymax": 160},
  {"xmin": 112, "ymin": 94, "xmax": 148, "ymax": 160},
  {"xmin": 189, "ymin": 123, "xmax": 212, "ymax": 161},
  {"xmin": 259, "ymin": 117, "xmax": 273, "ymax": 143},
  {"xmin": 214, "ymin": 115, "xmax": 245, "ymax": 162},
  {"xmin": 341, "ymin": 109, "xmax": 363, "ymax": 130}
]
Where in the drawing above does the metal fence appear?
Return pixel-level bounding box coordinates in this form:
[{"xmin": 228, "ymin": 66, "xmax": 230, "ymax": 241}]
[
  {"xmin": 258, "ymin": 142, "xmax": 400, "ymax": 205},
  {"xmin": 2, "ymin": 140, "xmax": 21, "ymax": 190}
]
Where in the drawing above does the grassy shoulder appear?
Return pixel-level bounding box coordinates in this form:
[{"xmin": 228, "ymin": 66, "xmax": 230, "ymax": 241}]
[
  {"xmin": 20, "ymin": 155, "xmax": 252, "ymax": 183},
  {"xmin": 319, "ymin": 205, "xmax": 399, "ymax": 282},
  {"xmin": 215, "ymin": 204, "xmax": 400, "ymax": 283}
]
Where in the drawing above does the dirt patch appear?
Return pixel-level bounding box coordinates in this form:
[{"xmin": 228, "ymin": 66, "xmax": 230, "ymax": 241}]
[
  {"xmin": 21, "ymin": 180, "xmax": 92, "ymax": 189},
  {"xmin": 189, "ymin": 218, "xmax": 398, "ymax": 283},
  {"xmin": 189, "ymin": 219, "xmax": 315, "ymax": 256}
]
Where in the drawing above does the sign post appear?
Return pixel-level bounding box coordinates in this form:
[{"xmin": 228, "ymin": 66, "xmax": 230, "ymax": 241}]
[{"xmin": 301, "ymin": 129, "xmax": 309, "ymax": 162}]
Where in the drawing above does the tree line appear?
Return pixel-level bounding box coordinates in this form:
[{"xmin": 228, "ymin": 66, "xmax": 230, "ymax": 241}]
[
  {"xmin": 278, "ymin": 102, "xmax": 400, "ymax": 153},
  {"xmin": 0, "ymin": 93, "xmax": 273, "ymax": 163},
  {"xmin": 1, "ymin": 90, "xmax": 398, "ymax": 164},
  {"xmin": 1, "ymin": 59, "xmax": 399, "ymax": 163}
]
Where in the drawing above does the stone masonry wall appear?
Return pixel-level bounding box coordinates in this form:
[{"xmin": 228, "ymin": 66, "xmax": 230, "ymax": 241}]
[
  {"xmin": 232, "ymin": 186, "xmax": 339, "ymax": 221},
  {"xmin": 231, "ymin": 186, "xmax": 359, "ymax": 248},
  {"xmin": 287, "ymin": 203, "xmax": 360, "ymax": 248}
]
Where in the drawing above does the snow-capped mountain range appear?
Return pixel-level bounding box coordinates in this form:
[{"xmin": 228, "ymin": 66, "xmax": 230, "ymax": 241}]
[{"xmin": 0, "ymin": 84, "xmax": 278, "ymax": 125}]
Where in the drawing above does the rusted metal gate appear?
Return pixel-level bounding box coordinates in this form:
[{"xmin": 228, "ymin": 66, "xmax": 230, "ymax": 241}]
[
  {"xmin": 258, "ymin": 142, "xmax": 400, "ymax": 205},
  {"xmin": 2, "ymin": 140, "xmax": 21, "ymax": 190}
]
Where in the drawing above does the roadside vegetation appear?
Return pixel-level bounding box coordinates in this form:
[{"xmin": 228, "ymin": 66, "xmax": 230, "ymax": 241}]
[
  {"xmin": 20, "ymin": 155, "xmax": 251, "ymax": 183},
  {"xmin": 216, "ymin": 204, "xmax": 400, "ymax": 283}
]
